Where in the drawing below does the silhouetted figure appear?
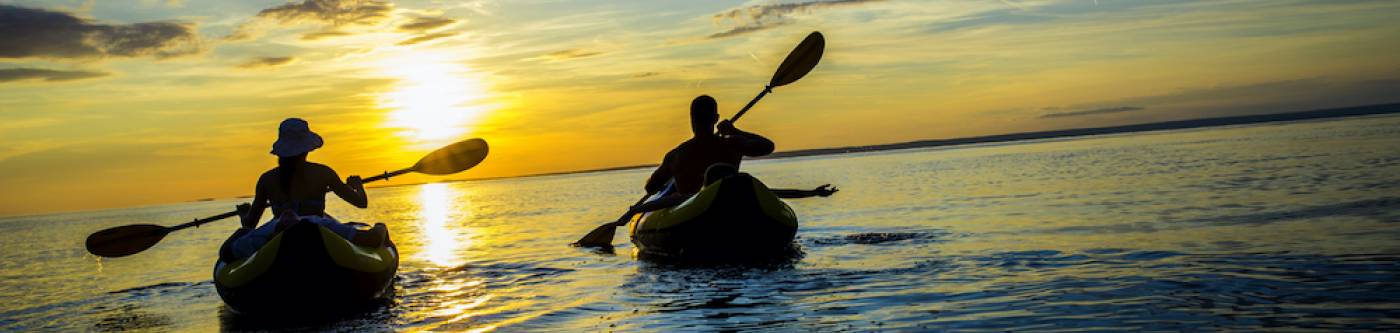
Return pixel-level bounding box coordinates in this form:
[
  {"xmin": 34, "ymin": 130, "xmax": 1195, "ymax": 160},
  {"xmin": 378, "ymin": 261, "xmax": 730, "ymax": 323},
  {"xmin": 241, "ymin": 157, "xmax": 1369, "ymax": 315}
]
[
  {"xmin": 220, "ymin": 118, "xmax": 388, "ymax": 261},
  {"xmin": 625, "ymin": 96, "xmax": 836, "ymax": 216}
]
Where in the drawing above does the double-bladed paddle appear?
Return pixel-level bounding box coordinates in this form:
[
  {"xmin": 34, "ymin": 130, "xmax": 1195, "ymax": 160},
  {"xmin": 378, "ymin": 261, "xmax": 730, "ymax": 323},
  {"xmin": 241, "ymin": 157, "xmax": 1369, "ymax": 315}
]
[
  {"xmin": 85, "ymin": 138, "xmax": 490, "ymax": 258},
  {"xmin": 572, "ymin": 31, "xmax": 826, "ymax": 248}
]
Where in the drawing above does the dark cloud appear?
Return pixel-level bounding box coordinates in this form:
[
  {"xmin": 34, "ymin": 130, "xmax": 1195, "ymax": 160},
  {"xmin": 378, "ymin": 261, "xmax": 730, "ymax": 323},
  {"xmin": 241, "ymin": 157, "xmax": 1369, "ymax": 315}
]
[
  {"xmin": 542, "ymin": 48, "xmax": 602, "ymax": 61},
  {"xmin": 233, "ymin": 1, "xmax": 467, "ymax": 44},
  {"xmin": 236, "ymin": 56, "xmax": 296, "ymax": 69},
  {"xmin": 227, "ymin": 0, "xmax": 394, "ymax": 40},
  {"xmin": 398, "ymin": 16, "xmax": 456, "ymax": 32},
  {"xmin": 0, "ymin": 68, "xmax": 109, "ymax": 83},
  {"xmin": 708, "ymin": 0, "xmax": 879, "ymax": 39},
  {"xmin": 714, "ymin": 0, "xmax": 882, "ymax": 23},
  {"xmin": 396, "ymin": 32, "xmax": 457, "ymax": 46},
  {"xmin": 0, "ymin": 5, "xmax": 201, "ymax": 59},
  {"xmin": 632, "ymin": 72, "xmax": 660, "ymax": 78},
  {"xmin": 255, "ymin": 0, "xmax": 393, "ymax": 26},
  {"xmin": 1040, "ymin": 106, "xmax": 1144, "ymax": 118}
]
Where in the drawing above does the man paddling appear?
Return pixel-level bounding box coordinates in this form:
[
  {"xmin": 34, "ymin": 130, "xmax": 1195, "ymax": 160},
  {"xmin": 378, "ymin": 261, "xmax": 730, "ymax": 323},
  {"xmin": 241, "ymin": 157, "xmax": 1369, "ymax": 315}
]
[
  {"xmin": 623, "ymin": 95, "xmax": 836, "ymax": 216},
  {"xmin": 571, "ymin": 32, "xmax": 827, "ymax": 248}
]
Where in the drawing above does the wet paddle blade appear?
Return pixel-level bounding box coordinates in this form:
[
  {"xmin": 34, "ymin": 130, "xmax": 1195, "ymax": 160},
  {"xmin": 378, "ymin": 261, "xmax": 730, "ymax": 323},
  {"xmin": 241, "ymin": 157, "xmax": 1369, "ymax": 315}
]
[
  {"xmin": 85, "ymin": 224, "xmax": 171, "ymax": 258},
  {"xmin": 412, "ymin": 138, "xmax": 489, "ymax": 175},
  {"xmin": 768, "ymin": 31, "xmax": 825, "ymax": 88},
  {"xmin": 572, "ymin": 223, "xmax": 620, "ymax": 248}
]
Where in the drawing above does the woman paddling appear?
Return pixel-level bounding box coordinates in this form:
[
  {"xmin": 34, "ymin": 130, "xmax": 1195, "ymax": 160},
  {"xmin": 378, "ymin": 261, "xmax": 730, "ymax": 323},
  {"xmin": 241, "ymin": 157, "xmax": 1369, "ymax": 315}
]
[{"xmin": 220, "ymin": 118, "xmax": 387, "ymax": 260}]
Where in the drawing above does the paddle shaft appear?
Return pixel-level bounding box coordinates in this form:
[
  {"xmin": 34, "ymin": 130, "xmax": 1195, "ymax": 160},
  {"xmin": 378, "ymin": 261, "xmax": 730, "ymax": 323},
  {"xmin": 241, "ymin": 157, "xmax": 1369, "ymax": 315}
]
[
  {"xmin": 731, "ymin": 31, "xmax": 823, "ymax": 123},
  {"xmin": 616, "ymin": 193, "xmax": 652, "ymax": 226},
  {"xmin": 170, "ymin": 166, "xmax": 413, "ymax": 231},
  {"xmin": 166, "ymin": 210, "xmax": 241, "ymax": 232},
  {"xmin": 730, "ymin": 86, "xmax": 772, "ymax": 123},
  {"xmin": 363, "ymin": 167, "xmax": 414, "ymax": 183}
]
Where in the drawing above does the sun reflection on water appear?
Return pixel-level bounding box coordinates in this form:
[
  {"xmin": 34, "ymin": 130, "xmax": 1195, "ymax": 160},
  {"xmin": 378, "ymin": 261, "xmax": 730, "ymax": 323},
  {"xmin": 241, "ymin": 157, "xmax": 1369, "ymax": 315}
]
[{"xmin": 417, "ymin": 183, "xmax": 471, "ymax": 267}]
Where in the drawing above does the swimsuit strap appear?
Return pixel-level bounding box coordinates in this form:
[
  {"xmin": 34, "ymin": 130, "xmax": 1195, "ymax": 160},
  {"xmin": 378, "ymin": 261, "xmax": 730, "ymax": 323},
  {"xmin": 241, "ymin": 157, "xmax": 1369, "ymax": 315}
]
[
  {"xmin": 270, "ymin": 198, "xmax": 326, "ymax": 217},
  {"xmin": 271, "ymin": 163, "xmax": 329, "ymax": 217}
]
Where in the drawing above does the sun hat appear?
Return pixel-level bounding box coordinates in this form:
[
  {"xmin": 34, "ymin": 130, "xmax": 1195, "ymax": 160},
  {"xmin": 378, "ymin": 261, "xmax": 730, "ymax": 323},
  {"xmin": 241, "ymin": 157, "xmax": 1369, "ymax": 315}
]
[{"xmin": 270, "ymin": 118, "xmax": 324, "ymax": 157}]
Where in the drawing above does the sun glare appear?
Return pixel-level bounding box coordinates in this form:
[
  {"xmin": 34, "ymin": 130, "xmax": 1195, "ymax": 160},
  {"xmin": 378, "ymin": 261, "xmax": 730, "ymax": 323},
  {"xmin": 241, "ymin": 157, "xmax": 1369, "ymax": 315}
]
[
  {"xmin": 379, "ymin": 51, "xmax": 495, "ymax": 144},
  {"xmin": 417, "ymin": 182, "xmax": 472, "ymax": 267}
]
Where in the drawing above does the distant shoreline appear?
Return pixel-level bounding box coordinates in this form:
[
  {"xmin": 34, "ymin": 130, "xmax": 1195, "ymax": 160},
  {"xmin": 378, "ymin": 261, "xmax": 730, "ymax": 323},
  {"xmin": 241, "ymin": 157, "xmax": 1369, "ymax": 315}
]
[
  {"xmin": 11, "ymin": 103, "xmax": 1400, "ymax": 219},
  {"xmin": 763, "ymin": 102, "xmax": 1400, "ymax": 159},
  {"xmin": 217, "ymin": 102, "xmax": 1400, "ymax": 194},
  {"xmin": 427, "ymin": 102, "xmax": 1400, "ymax": 185}
]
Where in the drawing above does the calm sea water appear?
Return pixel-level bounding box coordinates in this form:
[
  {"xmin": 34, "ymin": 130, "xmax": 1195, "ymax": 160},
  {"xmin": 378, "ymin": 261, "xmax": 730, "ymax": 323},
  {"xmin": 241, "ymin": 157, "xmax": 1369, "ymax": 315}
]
[{"xmin": 3, "ymin": 115, "xmax": 1399, "ymax": 332}]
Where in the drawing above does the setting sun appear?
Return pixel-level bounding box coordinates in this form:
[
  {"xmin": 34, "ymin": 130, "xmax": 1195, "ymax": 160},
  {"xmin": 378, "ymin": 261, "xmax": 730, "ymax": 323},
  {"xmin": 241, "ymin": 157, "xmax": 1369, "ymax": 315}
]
[{"xmin": 379, "ymin": 51, "xmax": 496, "ymax": 145}]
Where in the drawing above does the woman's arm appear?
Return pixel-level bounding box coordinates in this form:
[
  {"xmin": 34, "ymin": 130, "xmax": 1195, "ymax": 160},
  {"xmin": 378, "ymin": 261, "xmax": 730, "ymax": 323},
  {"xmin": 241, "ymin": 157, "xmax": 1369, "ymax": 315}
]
[
  {"xmin": 241, "ymin": 177, "xmax": 268, "ymax": 229},
  {"xmin": 325, "ymin": 167, "xmax": 368, "ymax": 208}
]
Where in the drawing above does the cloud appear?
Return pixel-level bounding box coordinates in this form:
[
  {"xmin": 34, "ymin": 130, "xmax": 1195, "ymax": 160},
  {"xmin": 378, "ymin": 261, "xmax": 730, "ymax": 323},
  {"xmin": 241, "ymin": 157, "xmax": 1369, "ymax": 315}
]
[
  {"xmin": 236, "ymin": 56, "xmax": 297, "ymax": 69},
  {"xmin": 632, "ymin": 72, "xmax": 660, "ymax": 78},
  {"xmin": 706, "ymin": 0, "xmax": 880, "ymax": 40},
  {"xmin": 228, "ymin": 0, "xmax": 394, "ymax": 40},
  {"xmin": 398, "ymin": 16, "xmax": 456, "ymax": 32},
  {"xmin": 396, "ymin": 32, "xmax": 457, "ymax": 46},
  {"xmin": 255, "ymin": 0, "xmax": 393, "ymax": 26},
  {"xmin": 394, "ymin": 16, "xmax": 459, "ymax": 46},
  {"xmin": 1040, "ymin": 106, "xmax": 1144, "ymax": 118},
  {"xmin": 705, "ymin": 21, "xmax": 789, "ymax": 40},
  {"xmin": 997, "ymin": 0, "xmax": 1029, "ymax": 11},
  {"xmin": 300, "ymin": 30, "xmax": 352, "ymax": 40},
  {"xmin": 713, "ymin": 0, "xmax": 882, "ymax": 24},
  {"xmin": 0, "ymin": 68, "xmax": 109, "ymax": 83},
  {"xmin": 540, "ymin": 48, "xmax": 603, "ymax": 61},
  {"xmin": 0, "ymin": 5, "xmax": 201, "ymax": 59},
  {"xmin": 1136, "ymin": 78, "xmax": 1400, "ymax": 115},
  {"xmin": 925, "ymin": 9, "xmax": 1057, "ymax": 33}
]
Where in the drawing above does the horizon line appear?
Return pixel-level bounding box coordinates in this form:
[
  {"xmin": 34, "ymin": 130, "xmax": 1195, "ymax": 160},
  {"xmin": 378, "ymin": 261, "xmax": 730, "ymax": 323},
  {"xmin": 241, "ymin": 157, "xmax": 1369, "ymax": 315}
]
[{"xmin": 5, "ymin": 102, "xmax": 1398, "ymax": 220}]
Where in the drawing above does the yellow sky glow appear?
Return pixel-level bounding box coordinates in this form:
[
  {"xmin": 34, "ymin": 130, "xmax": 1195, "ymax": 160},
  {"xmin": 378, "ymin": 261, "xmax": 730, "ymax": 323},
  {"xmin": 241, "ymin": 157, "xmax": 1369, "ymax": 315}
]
[{"xmin": 1, "ymin": 0, "xmax": 1399, "ymax": 216}]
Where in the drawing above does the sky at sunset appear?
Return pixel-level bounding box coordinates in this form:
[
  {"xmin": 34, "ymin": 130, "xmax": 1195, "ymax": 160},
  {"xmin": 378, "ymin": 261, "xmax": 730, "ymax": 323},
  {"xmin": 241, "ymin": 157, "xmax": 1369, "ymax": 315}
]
[{"xmin": 2, "ymin": 0, "xmax": 1399, "ymax": 216}]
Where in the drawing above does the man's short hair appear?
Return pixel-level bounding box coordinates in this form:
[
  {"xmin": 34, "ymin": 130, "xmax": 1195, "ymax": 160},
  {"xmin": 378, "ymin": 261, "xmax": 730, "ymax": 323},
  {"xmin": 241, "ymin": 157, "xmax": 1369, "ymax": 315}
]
[{"xmin": 691, "ymin": 95, "xmax": 718, "ymax": 121}]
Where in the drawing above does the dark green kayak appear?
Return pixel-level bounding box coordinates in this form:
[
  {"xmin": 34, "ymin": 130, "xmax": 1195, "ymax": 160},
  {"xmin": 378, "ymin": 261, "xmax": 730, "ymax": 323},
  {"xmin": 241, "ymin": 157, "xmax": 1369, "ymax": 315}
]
[
  {"xmin": 214, "ymin": 221, "xmax": 398, "ymax": 315},
  {"xmin": 629, "ymin": 173, "xmax": 799, "ymax": 262}
]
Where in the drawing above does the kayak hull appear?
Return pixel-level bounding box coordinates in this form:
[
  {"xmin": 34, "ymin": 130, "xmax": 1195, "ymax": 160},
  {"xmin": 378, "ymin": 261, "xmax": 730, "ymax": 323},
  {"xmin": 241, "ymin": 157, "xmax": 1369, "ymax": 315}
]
[
  {"xmin": 630, "ymin": 173, "xmax": 799, "ymax": 262},
  {"xmin": 213, "ymin": 221, "xmax": 398, "ymax": 315}
]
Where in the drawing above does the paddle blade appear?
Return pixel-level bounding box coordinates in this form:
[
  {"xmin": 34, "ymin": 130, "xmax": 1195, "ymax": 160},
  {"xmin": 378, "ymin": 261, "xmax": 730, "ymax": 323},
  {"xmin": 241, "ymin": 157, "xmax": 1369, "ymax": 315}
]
[
  {"xmin": 768, "ymin": 31, "xmax": 825, "ymax": 88},
  {"xmin": 86, "ymin": 224, "xmax": 170, "ymax": 258},
  {"xmin": 572, "ymin": 223, "xmax": 621, "ymax": 248},
  {"xmin": 412, "ymin": 138, "xmax": 489, "ymax": 175}
]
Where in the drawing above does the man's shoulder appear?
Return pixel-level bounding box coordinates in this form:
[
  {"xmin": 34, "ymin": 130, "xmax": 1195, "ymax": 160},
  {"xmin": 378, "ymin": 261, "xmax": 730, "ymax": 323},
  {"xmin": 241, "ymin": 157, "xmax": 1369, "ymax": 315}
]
[
  {"xmin": 677, "ymin": 136, "xmax": 726, "ymax": 148},
  {"xmin": 672, "ymin": 138, "xmax": 705, "ymax": 153},
  {"xmin": 673, "ymin": 136, "xmax": 747, "ymax": 156}
]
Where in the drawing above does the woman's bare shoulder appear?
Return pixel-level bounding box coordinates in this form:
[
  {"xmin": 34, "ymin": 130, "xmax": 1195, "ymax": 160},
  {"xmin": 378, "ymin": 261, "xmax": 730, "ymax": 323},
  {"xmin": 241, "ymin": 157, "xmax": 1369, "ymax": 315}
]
[
  {"xmin": 302, "ymin": 162, "xmax": 341, "ymax": 183},
  {"xmin": 304, "ymin": 162, "xmax": 337, "ymax": 173},
  {"xmin": 256, "ymin": 168, "xmax": 279, "ymax": 182},
  {"xmin": 253, "ymin": 168, "xmax": 279, "ymax": 191}
]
